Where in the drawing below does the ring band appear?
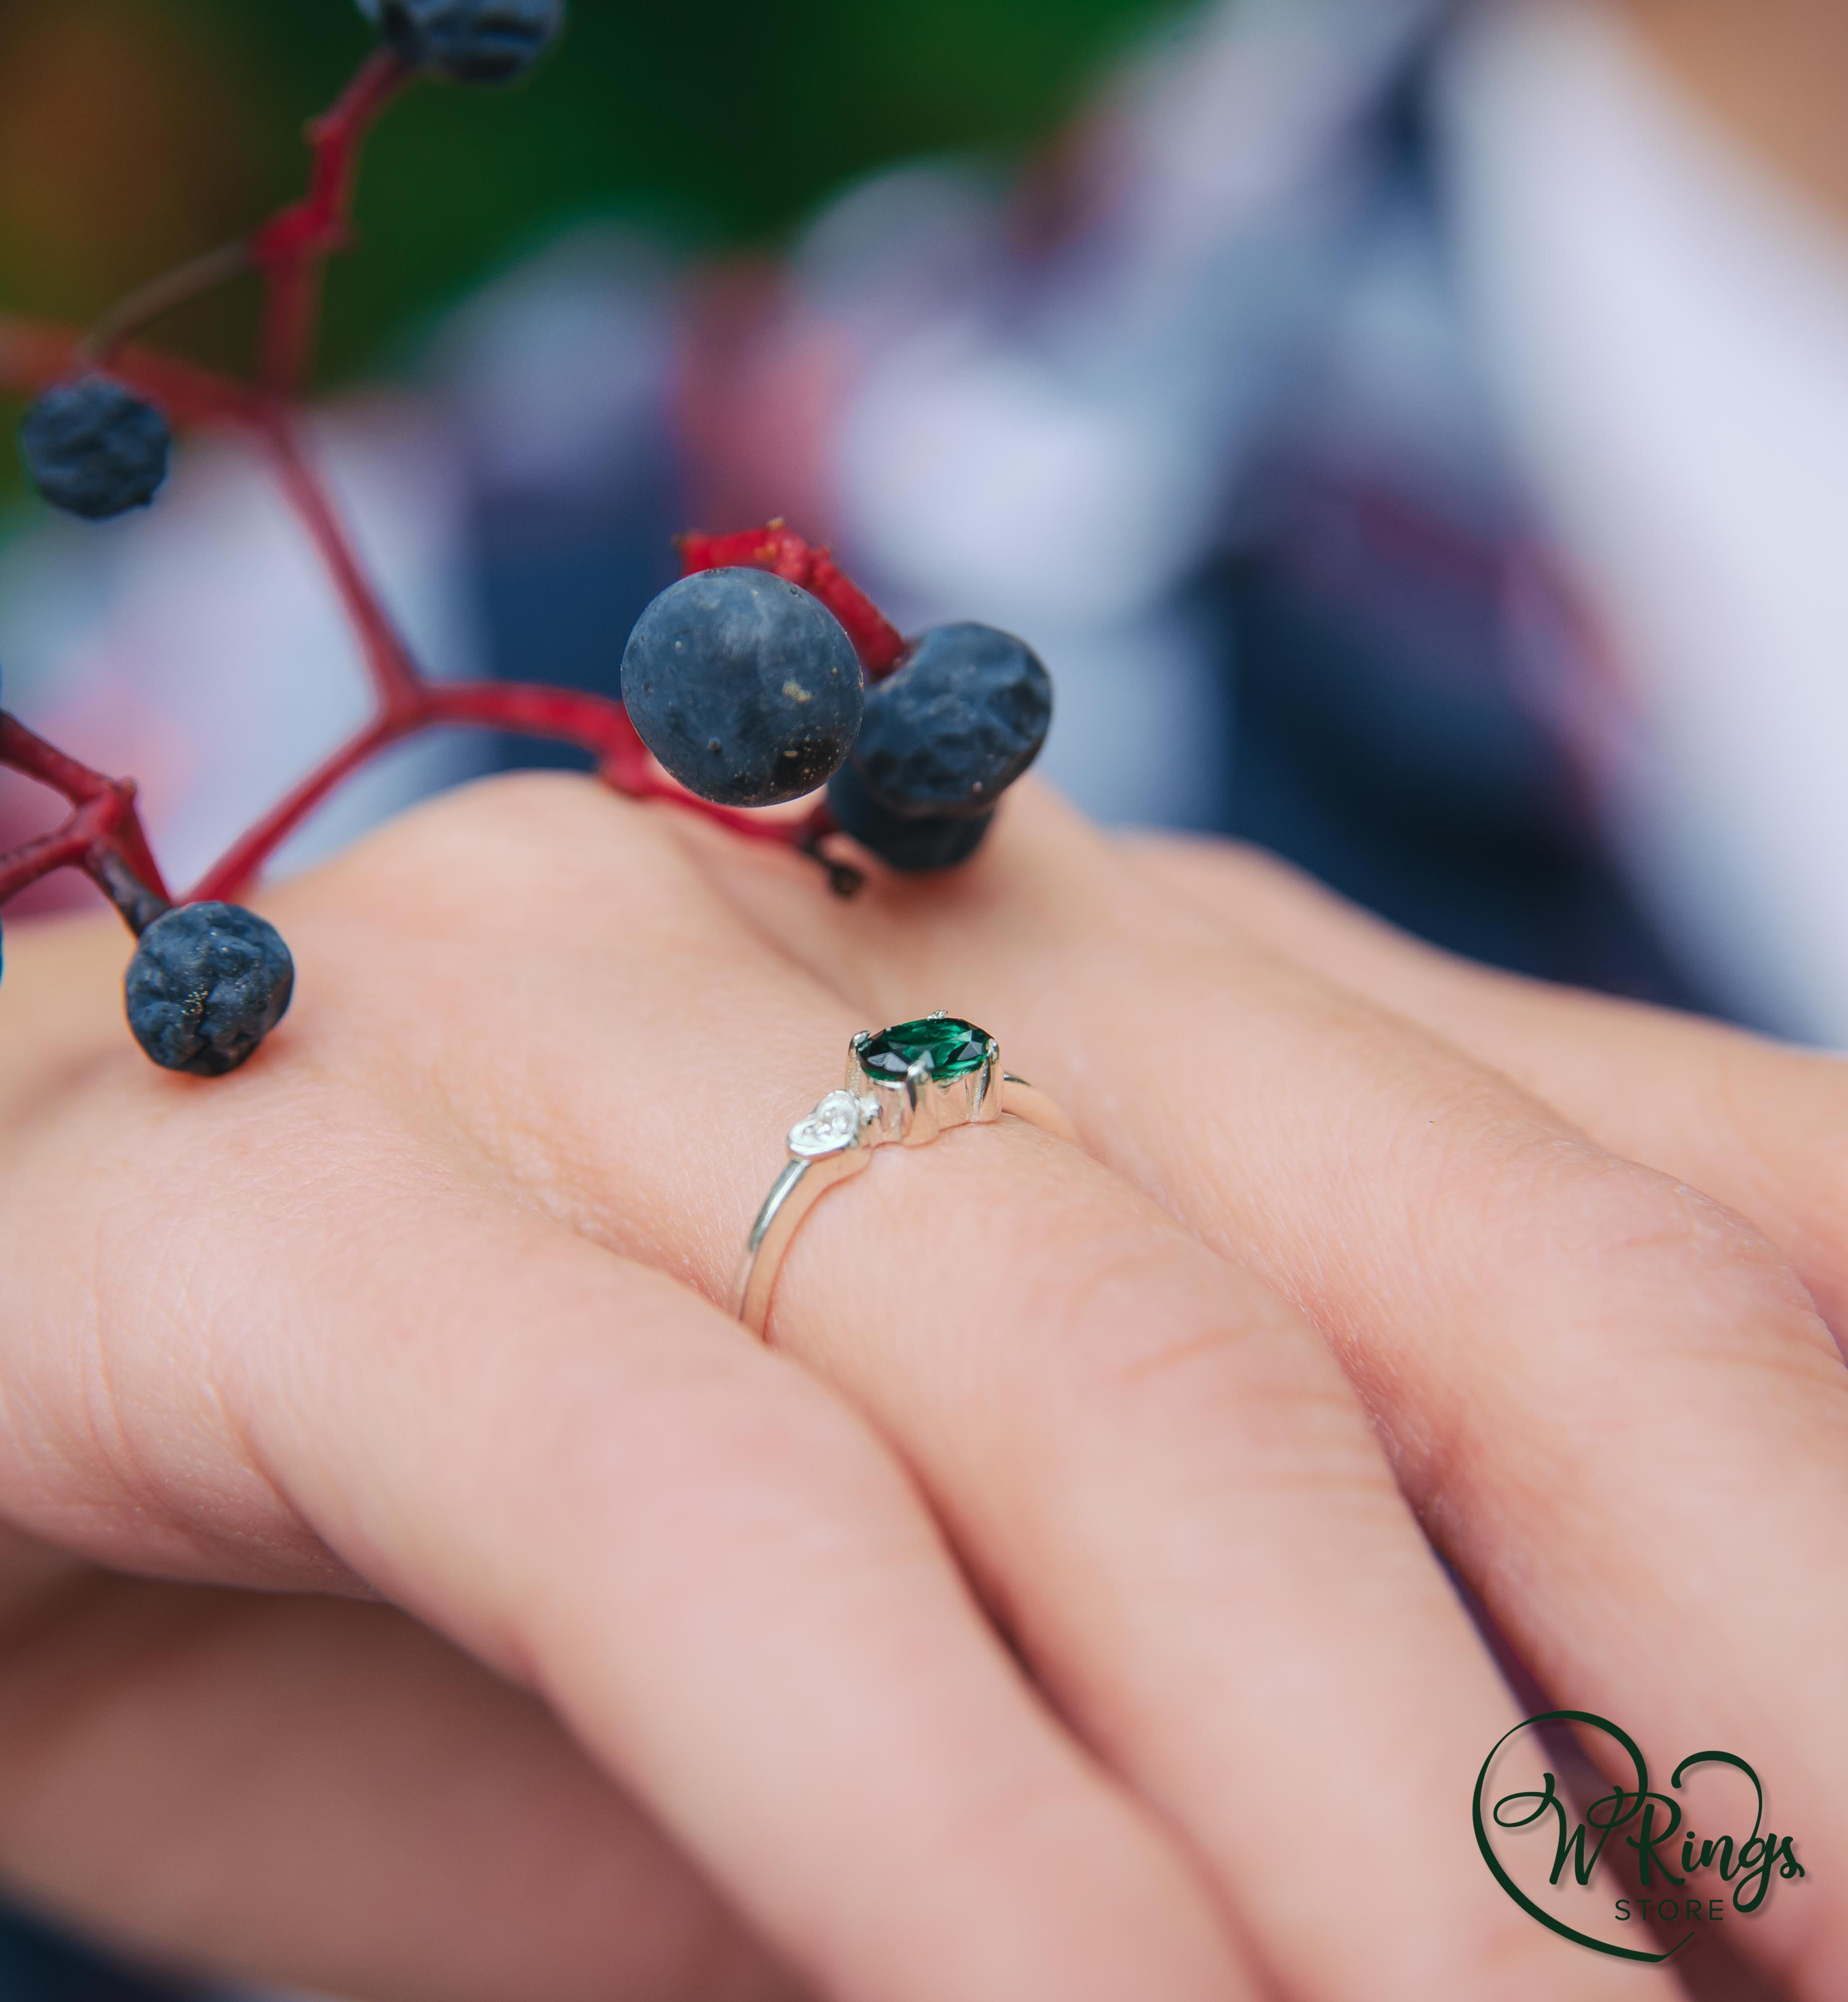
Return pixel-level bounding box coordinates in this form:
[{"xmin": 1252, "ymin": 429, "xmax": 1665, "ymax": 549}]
[{"xmin": 730, "ymin": 1012, "xmax": 1076, "ymax": 1338}]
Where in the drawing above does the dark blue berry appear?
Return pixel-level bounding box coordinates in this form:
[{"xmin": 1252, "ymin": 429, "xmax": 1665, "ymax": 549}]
[
  {"xmin": 125, "ymin": 903, "xmax": 294, "ymax": 1077},
  {"xmin": 845, "ymin": 622, "xmax": 1051, "ymax": 818},
  {"xmin": 20, "ymin": 376, "xmax": 170, "ymax": 521},
  {"xmin": 826, "ymin": 759, "xmax": 993, "ymax": 874},
  {"xmin": 360, "ymin": 0, "xmax": 564, "ymax": 82},
  {"xmin": 622, "ymin": 568, "xmax": 864, "ymax": 809}
]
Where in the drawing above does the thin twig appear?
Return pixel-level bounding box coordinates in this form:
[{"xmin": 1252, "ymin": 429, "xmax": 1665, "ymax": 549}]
[
  {"xmin": 249, "ymin": 48, "xmax": 413, "ymax": 398},
  {"xmin": 263, "ymin": 412, "xmax": 424, "ymax": 715},
  {"xmin": 76, "ymin": 241, "xmax": 254, "ymax": 367}
]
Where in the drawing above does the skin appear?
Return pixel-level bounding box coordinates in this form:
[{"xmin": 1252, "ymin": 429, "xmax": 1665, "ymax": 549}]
[
  {"xmin": 688, "ymin": 779, "xmax": 1848, "ymax": 2002},
  {"xmin": 1615, "ymin": 0, "xmax": 1848, "ymax": 229},
  {"xmin": 1, "ymin": 11, "xmax": 1842, "ymax": 1998},
  {"xmin": 0, "ymin": 771, "xmax": 1836, "ymax": 2001},
  {"xmin": 0, "ymin": 772, "xmax": 1668, "ymax": 2002}
]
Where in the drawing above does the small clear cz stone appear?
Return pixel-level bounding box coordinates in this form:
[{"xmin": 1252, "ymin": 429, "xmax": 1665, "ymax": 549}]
[{"xmin": 789, "ymin": 1090, "xmax": 865, "ymax": 1158}]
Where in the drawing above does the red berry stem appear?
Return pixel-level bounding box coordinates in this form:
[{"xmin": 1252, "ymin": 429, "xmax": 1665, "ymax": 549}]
[
  {"xmin": 76, "ymin": 241, "xmax": 256, "ymax": 369},
  {"xmin": 188, "ymin": 678, "xmax": 826, "ymax": 906},
  {"xmin": 263, "ymin": 410, "xmax": 426, "ymax": 717},
  {"xmin": 0, "ymin": 49, "xmax": 892, "ymax": 931},
  {"xmin": 0, "ymin": 713, "xmax": 170, "ymax": 929},
  {"xmin": 248, "ymin": 47, "xmax": 415, "ymax": 401},
  {"xmin": 677, "ymin": 522, "xmax": 906, "ymax": 677},
  {"xmin": 0, "ymin": 317, "xmax": 261, "ymax": 430}
]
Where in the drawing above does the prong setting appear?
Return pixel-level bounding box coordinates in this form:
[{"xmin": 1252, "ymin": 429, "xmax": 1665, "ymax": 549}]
[
  {"xmin": 970, "ymin": 1038, "xmax": 1001, "ymax": 1122},
  {"xmin": 901, "ymin": 1051, "xmax": 940, "ymax": 1144},
  {"xmin": 846, "ymin": 1014, "xmax": 999, "ymax": 1145},
  {"xmin": 736, "ymin": 1012, "xmax": 1075, "ymax": 1336}
]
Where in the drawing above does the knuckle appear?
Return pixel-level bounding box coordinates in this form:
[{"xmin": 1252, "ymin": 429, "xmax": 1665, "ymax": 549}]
[
  {"xmin": 1022, "ymin": 1222, "xmax": 1387, "ymax": 1496},
  {"xmin": 1528, "ymin": 1146, "xmax": 1825, "ymax": 1351},
  {"xmin": 1379, "ymin": 1058, "xmax": 1827, "ymax": 1355},
  {"xmin": 1344, "ymin": 1114, "xmax": 1848, "ymax": 1515},
  {"xmin": 544, "ymin": 1343, "xmax": 914, "ymax": 1559},
  {"xmin": 1427, "ymin": 1131, "xmax": 1847, "ymax": 1410},
  {"xmin": 1711, "ymin": 1039, "xmax": 1848, "ymax": 1321},
  {"xmin": 337, "ymin": 770, "xmax": 695, "ymax": 927}
]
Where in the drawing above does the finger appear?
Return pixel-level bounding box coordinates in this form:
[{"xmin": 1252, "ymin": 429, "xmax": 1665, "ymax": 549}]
[
  {"xmin": 1138, "ymin": 832, "xmax": 1848, "ymax": 1341},
  {"xmin": 0, "ymin": 1579, "xmax": 801, "ymax": 2002},
  {"xmin": 693, "ymin": 782, "xmax": 1848, "ymax": 1999},
  {"xmin": 364, "ymin": 781, "xmax": 1668, "ymax": 2002},
  {"xmin": 758, "ymin": 1102, "xmax": 1680, "ymax": 2002},
  {"xmin": 0, "ymin": 919, "xmax": 1246, "ymax": 2002}
]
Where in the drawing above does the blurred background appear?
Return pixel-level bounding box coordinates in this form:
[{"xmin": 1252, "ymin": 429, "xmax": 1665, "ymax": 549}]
[
  {"xmin": 2, "ymin": 0, "xmax": 1848, "ymax": 1994},
  {"xmin": 3, "ymin": 0, "xmax": 1844, "ymax": 1040},
  {"xmin": 0, "ymin": 0, "xmax": 1838, "ymax": 1057},
  {"xmin": 0, "ymin": 0, "xmax": 1178, "ymax": 411}
]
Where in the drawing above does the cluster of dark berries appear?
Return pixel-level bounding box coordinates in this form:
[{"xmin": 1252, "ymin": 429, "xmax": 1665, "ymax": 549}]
[
  {"xmin": 19, "ymin": 376, "xmax": 171, "ymax": 521},
  {"xmin": 621, "ymin": 570, "xmax": 1053, "ymax": 875},
  {"xmin": 3, "ymin": 0, "xmax": 567, "ymax": 1084},
  {"xmin": 356, "ymin": 0, "xmax": 565, "ymax": 83}
]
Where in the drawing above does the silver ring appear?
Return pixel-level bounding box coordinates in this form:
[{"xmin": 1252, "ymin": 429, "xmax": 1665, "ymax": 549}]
[{"xmin": 730, "ymin": 1011, "xmax": 1077, "ymax": 1338}]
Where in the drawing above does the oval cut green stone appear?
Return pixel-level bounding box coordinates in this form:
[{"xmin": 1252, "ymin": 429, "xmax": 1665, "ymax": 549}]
[{"xmin": 860, "ymin": 1015, "xmax": 992, "ymax": 1083}]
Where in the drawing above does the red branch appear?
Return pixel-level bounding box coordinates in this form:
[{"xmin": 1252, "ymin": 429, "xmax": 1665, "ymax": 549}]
[
  {"xmin": 248, "ymin": 48, "xmax": 413, "ymax": 399},
  {"xmin": 0, "ymin": 318, "xmax": 261, "ymax": 430},
  {"xmin": 0, "ymin": 48, "xmax": 884, "ymax": 938},
  {"xmin": 263, "ymin": 411, "xmax": 424, "ymax": 717},
  {"xmin": 187, "ymin": 676, "xmax": 817, "ymax": 907},
  {"xmin": 678, "ymin": 521, "xmax": 906, "ymax": 676},
  {"xmin": 0, "ymin": 714, "xmax": 170, "ymax": 926}
]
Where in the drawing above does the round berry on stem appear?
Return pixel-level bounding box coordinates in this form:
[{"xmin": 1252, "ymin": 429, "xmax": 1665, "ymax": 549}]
[
  {"xmin": 125, "ymin": 903, "xmax": 295, "ymax": 1077},
  {"xmin": 358, "ymin": 0, "xmax": 565, "ymax": 83},
  {"xmin": 846, "ymin": 622, "xmax": 1052, "ymax": 817},
  {"xmin": 20, "ymin": 376, "xmax": 171, "ymax": 521},
  {"xmin": 825, "ymin": 760, "xmax": 994, "ymax": 875},
  {"xmin": 622, "ymin": 568, "xmax": 864, "ymax": 809}
]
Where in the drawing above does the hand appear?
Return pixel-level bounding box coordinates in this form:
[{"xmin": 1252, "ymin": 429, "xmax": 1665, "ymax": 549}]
[
  {"xmin": 689, "ymin": 778, "xmax": 1848, "ymax": 2002},
  {"xmin": 0, "ymin": 774, "xmax": 1634, "ymax": 2002}
]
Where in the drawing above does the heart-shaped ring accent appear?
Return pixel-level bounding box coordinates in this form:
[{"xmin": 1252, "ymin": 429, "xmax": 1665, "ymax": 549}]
[{"xmin": 788, "ymin": 1090, "xmax": 867, "ymax": 1158}]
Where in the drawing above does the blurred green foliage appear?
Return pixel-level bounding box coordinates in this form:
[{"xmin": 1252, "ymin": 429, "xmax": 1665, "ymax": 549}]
[{"xmin": 0, "ymin": 0, "xmax": 1181, "ymax": 386}]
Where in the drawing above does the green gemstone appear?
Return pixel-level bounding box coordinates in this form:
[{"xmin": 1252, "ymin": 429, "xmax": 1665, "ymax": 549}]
[{"xmin": 859, "ymin": 1015, "xmax": 992, "ymax": 1083}]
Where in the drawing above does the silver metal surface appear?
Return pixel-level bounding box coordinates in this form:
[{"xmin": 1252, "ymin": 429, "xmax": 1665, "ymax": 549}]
[{"xmin": 730, "ymin": 1019, "xmax": 1078, "ymax": 1338}]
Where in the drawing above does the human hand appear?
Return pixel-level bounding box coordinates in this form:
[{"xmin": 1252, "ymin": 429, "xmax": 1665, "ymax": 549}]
[
  {"xmin": 690, "ymin": 778, "xmax": 1848, "ymax": 2002},
  {"xmin": 0, "ymin": 773, "xmax": 1652, "ymax": 2002}
]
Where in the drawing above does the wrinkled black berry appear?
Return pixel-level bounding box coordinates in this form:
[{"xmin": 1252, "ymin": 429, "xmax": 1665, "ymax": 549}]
[
  {"xmin": 846, "ymin": 622, "xmax": 1052, "ymax": 818},
  {"xmin": 826, "ymin": 759, "xmax": 993, "ymax": 874},
  {"xmin": 622, "ymin": 568, "xmax": 864, "ymax": 809},
  {"xmin": 20, "ymin": 376, "xmax": 170, "ymax": 521},
  {"xmin": 359, "ymin": 0, "xmax": 565, "ymax": 82},
  {"xmin": 125, "ymin": 903, "xmax": 294, "ymax": 1077}
]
